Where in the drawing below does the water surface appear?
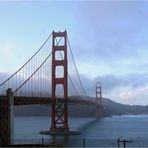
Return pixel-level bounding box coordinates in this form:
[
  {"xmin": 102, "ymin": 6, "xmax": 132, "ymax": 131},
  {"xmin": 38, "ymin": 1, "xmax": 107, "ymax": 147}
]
[{"xmin": 14, "ymin": 115, "xmax": 148, "ymax": 147}]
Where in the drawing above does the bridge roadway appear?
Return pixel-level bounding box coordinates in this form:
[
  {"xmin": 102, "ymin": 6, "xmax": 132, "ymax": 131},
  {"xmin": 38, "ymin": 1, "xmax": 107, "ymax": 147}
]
[{"xmin": 0, "ymin": 95, "xmax": 99, "ymax": 107}]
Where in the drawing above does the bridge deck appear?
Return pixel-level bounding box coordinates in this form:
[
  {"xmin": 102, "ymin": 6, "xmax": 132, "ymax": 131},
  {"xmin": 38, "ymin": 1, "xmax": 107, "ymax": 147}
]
[{"xmin": 0, "ymin": 95, "xmax": 99, "ymax": 106}]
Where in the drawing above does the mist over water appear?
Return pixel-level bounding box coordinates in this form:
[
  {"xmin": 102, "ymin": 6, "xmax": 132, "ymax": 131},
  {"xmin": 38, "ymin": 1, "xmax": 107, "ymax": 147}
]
[{"xmin": 14, "ymin": 115, "xmax": 148, "ymax": 147}]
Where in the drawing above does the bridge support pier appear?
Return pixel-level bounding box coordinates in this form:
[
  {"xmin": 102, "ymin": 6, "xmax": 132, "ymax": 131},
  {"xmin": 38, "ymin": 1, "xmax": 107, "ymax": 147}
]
[{"xmin": 0, "ymin": 88, "xmax": 14, "ymax": 146}]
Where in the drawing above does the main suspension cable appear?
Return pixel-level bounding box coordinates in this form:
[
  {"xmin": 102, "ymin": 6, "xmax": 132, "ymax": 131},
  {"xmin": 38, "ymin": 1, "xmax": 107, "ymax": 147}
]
[
  {"xmin": 55, "ymin": 38, "xmax": 83, "ymax": 99},
  {"xmin": 0, "ymin": 32, "xmax": 52, "ymax": 87},
  {"xmin": 13, "ymin": 52, "xmax": 52, "ymax": 94},
  {"xmin": 67, "ymin": 35, "xmax": 88, "ymax": 97},
  {"xmin": 14, "ymin": 34, "xmax": 63, "ymax": 94}
]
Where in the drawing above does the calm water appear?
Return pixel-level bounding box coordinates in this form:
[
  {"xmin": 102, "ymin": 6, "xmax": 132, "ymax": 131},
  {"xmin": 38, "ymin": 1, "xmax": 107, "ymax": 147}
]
[{"xmin": 14, "ymin": 115, "xmax": 148, "ymax": 147}]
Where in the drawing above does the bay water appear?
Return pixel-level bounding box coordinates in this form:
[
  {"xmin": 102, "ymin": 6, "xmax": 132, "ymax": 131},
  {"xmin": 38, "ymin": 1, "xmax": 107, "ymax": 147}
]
[{"xmin": 14, "ymin": 115, "xmax": 148, "ymax": 147}]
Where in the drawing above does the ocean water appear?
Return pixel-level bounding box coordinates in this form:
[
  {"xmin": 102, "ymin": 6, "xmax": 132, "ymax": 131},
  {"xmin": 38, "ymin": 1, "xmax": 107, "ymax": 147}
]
[{"xmin": 14, "ymin": 115, "xmax": 148, "ymax": 147}]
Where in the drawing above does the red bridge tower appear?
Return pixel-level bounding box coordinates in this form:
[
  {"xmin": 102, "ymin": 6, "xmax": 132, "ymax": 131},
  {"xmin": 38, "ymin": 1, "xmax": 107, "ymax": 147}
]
[
  {"xmin": 40, "ymin": 31, "xmax": 79, "ymax": 135},
  {"xmin": 50, "ymin": 31, "xmax": 69, "ymax": 134},
  {"xmin": 96, "ymin": 82, "xmax": 103, "ymax": 116}
]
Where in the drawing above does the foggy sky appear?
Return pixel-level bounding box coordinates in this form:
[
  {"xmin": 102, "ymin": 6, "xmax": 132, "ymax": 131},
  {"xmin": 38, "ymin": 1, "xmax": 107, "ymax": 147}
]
[{"xmin": 0, "ymin": 1, "xmax": 148, "ymax": 105}]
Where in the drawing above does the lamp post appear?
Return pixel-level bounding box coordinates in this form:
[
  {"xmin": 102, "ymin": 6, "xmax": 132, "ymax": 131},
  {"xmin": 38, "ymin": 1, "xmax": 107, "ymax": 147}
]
[
  {"xmin": 117, "ymin": 136, "xmax": 133, "ymax": 148},
  {"xmin": 117, "ymin": 136, "xmax": 123, "ymax": 148}
]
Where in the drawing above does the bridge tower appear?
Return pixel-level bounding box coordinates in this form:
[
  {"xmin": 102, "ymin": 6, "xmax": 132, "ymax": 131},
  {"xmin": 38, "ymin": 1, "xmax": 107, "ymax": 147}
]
[
  {"xmin": 96, "ymin": 82, "xmax": 103, "ymax": 116},
  {"xmin": 96, "ymin": 82, "xmax": 102, "ymax": 101},
  {"xmin": 50, "ymin": 31, "xmax": 69, "ymax": 134}
]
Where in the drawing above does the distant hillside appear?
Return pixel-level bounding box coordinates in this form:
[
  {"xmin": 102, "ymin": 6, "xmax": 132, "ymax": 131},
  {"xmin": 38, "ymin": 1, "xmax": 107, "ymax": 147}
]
[
  {"xmin": 102, "ymin": 98, "xmax": 148, "ymax": 116},
  {"xmin": 14, "ymin": 98, "xmax": 148, "ymax": 117}
]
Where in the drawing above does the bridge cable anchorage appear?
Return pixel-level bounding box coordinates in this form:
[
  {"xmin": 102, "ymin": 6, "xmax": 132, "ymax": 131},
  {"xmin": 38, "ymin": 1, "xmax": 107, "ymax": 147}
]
[
  {"xmin": 55, "ymin": 38, "xmax": 85, "ymax": 101},
  {"xmin": 13, "ymin": 52, "xmax": 52, "ymax": 94},
  {"xmin": 0, "ymin": 32, "xmax": 52, "ymax": 87},
  {"xmin": 67, "ymin": 35, "xmax": 88, "ymax": 97}
]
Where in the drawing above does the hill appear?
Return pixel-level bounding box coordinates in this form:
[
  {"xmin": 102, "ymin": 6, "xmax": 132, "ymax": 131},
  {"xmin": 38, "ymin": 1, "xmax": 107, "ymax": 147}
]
[{"xmin": 102, "ymin": 98, "xmax": 148, "ymax": 116}]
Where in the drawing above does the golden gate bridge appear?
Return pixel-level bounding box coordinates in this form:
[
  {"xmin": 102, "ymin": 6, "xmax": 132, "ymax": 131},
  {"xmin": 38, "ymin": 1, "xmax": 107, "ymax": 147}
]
[{"xmin": 0, "ymin": 31, "xmax": 103, "ymax": 146}]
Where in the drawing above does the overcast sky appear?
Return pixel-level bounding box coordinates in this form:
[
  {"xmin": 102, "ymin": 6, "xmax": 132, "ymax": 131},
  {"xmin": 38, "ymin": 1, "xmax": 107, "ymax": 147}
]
[{"xmin": 1, "ymin": 1, "xmax": 148, "ymax": 105}]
